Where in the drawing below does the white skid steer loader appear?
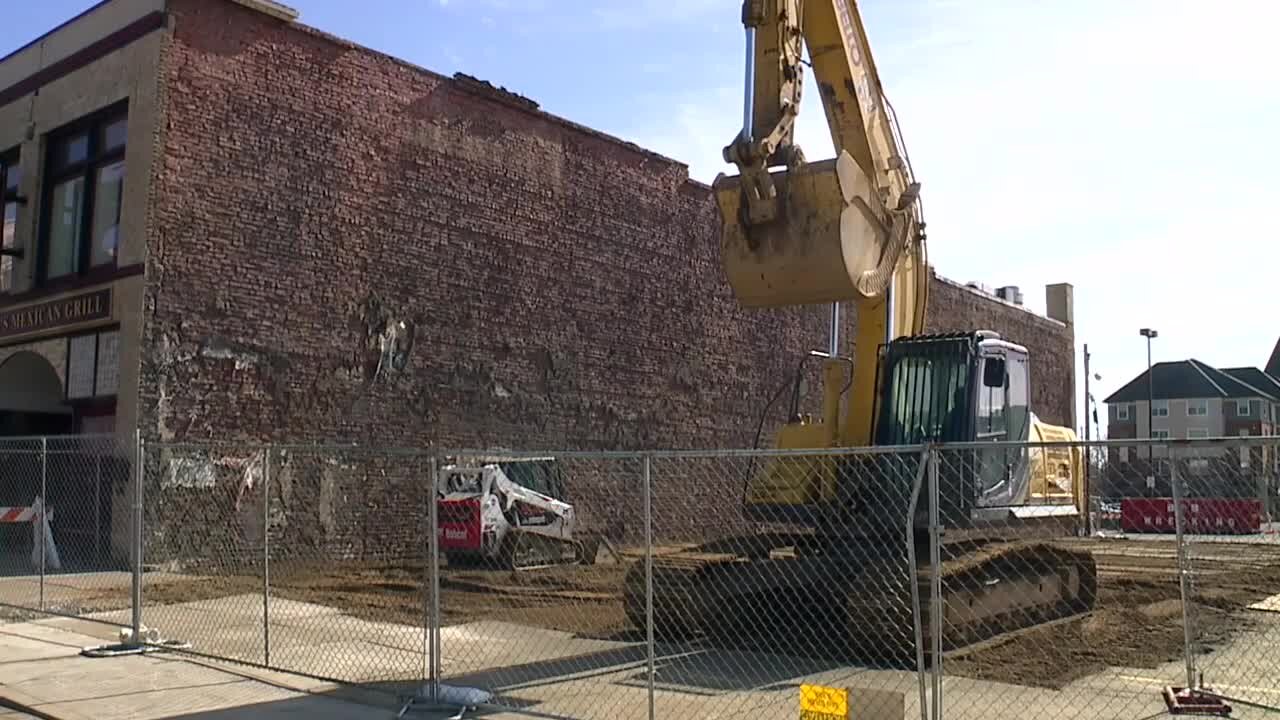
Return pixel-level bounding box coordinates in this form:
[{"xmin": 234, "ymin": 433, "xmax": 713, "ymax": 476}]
[{"xmin": 436, "ymin": 456, "xmax": 606, "ymax": 570}]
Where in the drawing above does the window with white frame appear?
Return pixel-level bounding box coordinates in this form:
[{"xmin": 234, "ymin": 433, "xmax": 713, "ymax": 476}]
[
  {"xmin": 1238, "ymin": 400, "xmax": 1251, "ymax": 416},
  {"xmin": 1116, "ymin": 404, "xmax": 1130, "ymax": 421},
  {"xmin": 1153, "ymin": 399, "xmax": 1169, "ymax": 417},
  {"xmin": 1152, "ymin": 429, "xmax": 1171, "ymax": 440},
  {"xmin": 1187, "ymin": 428, "xmax": 1209, "ymax": 439},
  {"xmin": 1186, "ymin": 398, "xmax": 1208, "ymax": 416}
]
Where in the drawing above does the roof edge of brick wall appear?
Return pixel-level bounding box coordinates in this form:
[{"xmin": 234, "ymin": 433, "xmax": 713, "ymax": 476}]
[
  {"xmin": 931, "ymin": 271, "xmax": 1067, "ymax": 330},
  {"xmin": 271, "ymin": 17, "xmax": 713, "ymax": 197},
  {"xmin": 225, "ymin": 0, "xmax": 299, "ymax": 23}
]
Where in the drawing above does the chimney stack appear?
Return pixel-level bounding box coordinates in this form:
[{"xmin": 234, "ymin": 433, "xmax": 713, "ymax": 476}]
[{"xmin": 1046, "ymin": 283, "xmax": 1074, "ymax": 325}]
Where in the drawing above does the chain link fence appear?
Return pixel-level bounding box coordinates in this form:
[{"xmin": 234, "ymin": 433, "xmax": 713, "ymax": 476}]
[
  {"xmin": 434, "ymin": 452, "xmax": 646, "ymax": 717},
  {"xmin": 0, "ymin": 434, "xmax": 133, "ymax": 631},
  {"xmin": 1172, "ymin": 438, "xmax": 1280, "ymax": 714},
  {"xmin": 647, "ymin": 448, "xmax": 933, "ymax": 719},
  {"xmin": 3, "ymin": 434, "xmax": 1280, "ymax": 717},
  {"xmin": 138, "ymin": 441, "xmax": 435, "ymax": 688}
]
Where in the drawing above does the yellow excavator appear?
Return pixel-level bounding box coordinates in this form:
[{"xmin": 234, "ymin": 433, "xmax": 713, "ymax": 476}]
[{"xmin": 621, "ymin": 0, "xmax": 1096, "ymax": 658}]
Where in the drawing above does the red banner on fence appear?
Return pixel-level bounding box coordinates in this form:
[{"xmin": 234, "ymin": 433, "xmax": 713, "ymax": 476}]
[{"xmin": 1121, "ymin": 498, "xmax": 1262, "ymax": 534}]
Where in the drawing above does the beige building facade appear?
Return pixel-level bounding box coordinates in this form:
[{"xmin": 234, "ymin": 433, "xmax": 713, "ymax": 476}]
[{"xmin": 0, "ymin": 0, "xmax": 168, "ymax": 443}]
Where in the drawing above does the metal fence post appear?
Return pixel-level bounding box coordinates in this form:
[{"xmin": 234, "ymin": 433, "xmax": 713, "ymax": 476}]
[
  {"xmin": 1258, "ymin": 461, "xmax": 1272, "ymax": 526},
  {"xmin": 905, "ymin": 448, "xmax": 930, "ymax": 720},
  {"xmin": 263, "ymin": 446, "xmax": 272, "ymax": 667},
  {"xmin": 1171, "ymin": 457, "xmax": 1197, "ymax": 691},
  {"xmin": 422, "ymin": 452, "xmax": 432, "ymax": 691},
  {"xmin": 94, "ymin": 453, "xmax": 103, "ymax": 566},
  {"xmin": 928, "ymin": 445, "xmax": 942, "ymax": 720},
  {"xmin": 39, "ymin": 437, "xmax": 47, "ymax": 612},
  {"xmin": 428, "ymin": 453, "xmax": 441, "ymax": 703},
  {"xmin": 131, "ymin": 429, "xmax": 144, "ymax": 644},
  {"xmin": 643, "ymin": 454, "xmax": 655, "ymax": 720}
]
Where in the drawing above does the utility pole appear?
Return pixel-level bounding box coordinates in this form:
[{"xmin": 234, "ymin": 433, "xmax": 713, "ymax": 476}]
[
  {"xmin": 1083, "ymin": 344, "xmax": 1092, "ymax": 535},
  {"xmin": 1084, "ymin": 344, "xmax": 1091, "ymax": 446}
]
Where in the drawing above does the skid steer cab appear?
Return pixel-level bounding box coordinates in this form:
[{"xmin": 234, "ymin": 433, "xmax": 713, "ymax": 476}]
[{"xmin": 436, "ymin": 456, "xmax": 600, "ymax": 570}]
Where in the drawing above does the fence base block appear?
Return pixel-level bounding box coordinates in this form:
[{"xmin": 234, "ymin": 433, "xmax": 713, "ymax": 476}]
[
  {"xmin": 397, "ymin": 683, "xmax": 493, "ymax": 719},
  {"xmin": 1163, "ymin": 686, "xmax": 1231, "ymax": 716},
  {"xmin": 850, "ymin": 688, "xmax": 905, "ymax": 720}
]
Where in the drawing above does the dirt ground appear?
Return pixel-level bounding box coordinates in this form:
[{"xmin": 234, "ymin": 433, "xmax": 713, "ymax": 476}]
[
  {"xmin": 945, "ymin": 537, "xmax": 1280, "ymax": 688},
  {"xmin": 24, "ymin": 536, "xmax": 1280, "ymax": 692}
]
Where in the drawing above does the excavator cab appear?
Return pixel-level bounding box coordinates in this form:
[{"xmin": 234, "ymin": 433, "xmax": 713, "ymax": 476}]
[
  {"xmin": 742, "ymin": 330, "xmax": 1079, "ymax": 531},
  {"xmin": 871, "ymin": 332, "xmax": 1032, "ymax": 448}
]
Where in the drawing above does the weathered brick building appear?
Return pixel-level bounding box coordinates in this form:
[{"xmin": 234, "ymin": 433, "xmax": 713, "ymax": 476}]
[{"xmin": 1, "ymin": 0, "xmax": 1076, "ymax": 560}]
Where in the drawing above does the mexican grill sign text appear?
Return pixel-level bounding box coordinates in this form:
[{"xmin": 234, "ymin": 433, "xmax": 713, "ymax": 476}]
[{"xmin": 0, "ymin": 288, "xmax": 112, "ymax": 339}]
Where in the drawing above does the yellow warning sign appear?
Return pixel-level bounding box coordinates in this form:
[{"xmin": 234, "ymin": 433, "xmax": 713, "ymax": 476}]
[{"xmin": 800, "ymin": 684, "xmax": 849, "ymax": 720}]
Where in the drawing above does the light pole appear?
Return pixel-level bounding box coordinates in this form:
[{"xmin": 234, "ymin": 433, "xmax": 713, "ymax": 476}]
[{"xmin": 1140, "ymin": 328, "xmax": 1158, "ymax": 494}]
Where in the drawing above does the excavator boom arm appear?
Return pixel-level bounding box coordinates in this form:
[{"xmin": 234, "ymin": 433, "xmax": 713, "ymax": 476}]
[{"xmin": 716, "ymin": 0, "xmax": 928, "ymax": 446}]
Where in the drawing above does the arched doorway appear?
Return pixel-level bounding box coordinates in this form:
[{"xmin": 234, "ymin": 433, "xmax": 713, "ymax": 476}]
[{"xmin": 0, "ymin": 351, "xmax": 73, "ymax": 436}]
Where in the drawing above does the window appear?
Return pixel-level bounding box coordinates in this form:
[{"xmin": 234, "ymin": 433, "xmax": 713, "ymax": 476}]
[
  {"xmin": 1237, "ymin": 400, "xmax": 1251, "ymax": 416},
  {"xmin": 1152, "ymin": 429, "xmax": 1171, "ymax": 440},
  {"xmin": 1116, "ymin": 404, "xmax": 1130, "ymax": 421},
  {"xmin": 977, "ymin": 366, "xmax": 1007, "ymax": 438},
  {"xmin": 1, "ymin": 150, "xmax": 20, "ymax": 292},
  {"xmin": 1187, "ymin": 429, "xmax": 1209, "ymax": 439},
  {"xmin": 1187, "ymin": 398, "xmax": 1208, "ymax": 416},
  {"xmin": 39, "ymin": 106, "xmax": 126, "ymax": 285},
  {"xmin": 876, "ymin": 353, "xmax": 970, "ymax": 445},
  {"xmin": 1152, "ymin": 399, "xmax": 1169, "ymax": 417},
  {"xmin": 65, "ymin": 328, "xmax": 120, "ymax": 400}
]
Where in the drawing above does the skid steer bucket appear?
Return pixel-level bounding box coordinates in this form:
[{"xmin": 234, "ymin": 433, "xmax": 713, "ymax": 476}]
[{"xmin": 714, "ymin": 151, "xmax": 898, "ymax": 309}]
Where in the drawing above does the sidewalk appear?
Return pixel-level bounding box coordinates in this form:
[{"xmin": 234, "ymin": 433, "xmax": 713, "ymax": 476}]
[{"xmin": 0, "ymin": 619, "xmax": 458, "ymax": 720}]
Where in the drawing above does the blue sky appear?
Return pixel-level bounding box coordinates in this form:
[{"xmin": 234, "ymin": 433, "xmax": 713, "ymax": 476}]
[{"xmin": 6, "ymin": 0, "xmax": 1278, "ymax": 437}]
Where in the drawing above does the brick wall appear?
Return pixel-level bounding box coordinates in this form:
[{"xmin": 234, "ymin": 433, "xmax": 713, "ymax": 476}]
[
  {"xmin": 925, "ymin": 275, "xmax": 1075, "ymax": 428},
  {"xmin": 136, "ymin": 0, "xmax": 1077, "ymax": 553}
]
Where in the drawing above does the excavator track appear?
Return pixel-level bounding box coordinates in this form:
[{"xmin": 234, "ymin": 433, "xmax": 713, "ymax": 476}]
[{"xmin": 622, "ymin": 537, "xmax": 1096, "ymax": 662}]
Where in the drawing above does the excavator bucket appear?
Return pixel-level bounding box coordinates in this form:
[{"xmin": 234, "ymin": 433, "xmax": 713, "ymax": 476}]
[{"xmin": 713, "ymin": 151, "xmax": 892, "ymax": 309}]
